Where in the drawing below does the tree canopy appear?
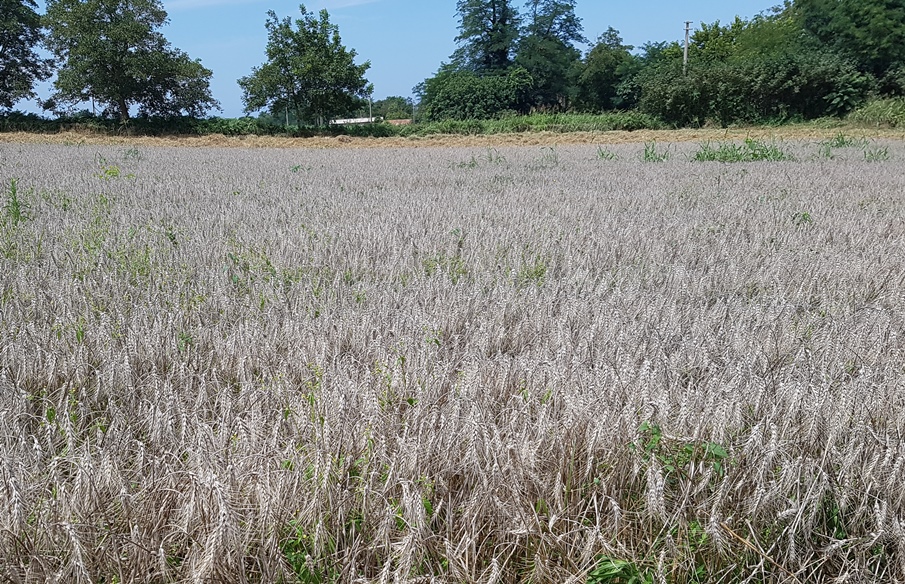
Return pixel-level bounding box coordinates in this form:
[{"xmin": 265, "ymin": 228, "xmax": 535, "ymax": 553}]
[
  {"xmin": 795, "ymin": 0, "xmax": 905, "ymax": 78},
  {"xmin": 452, "ymin": 0, "xmax": 521, "ymax": 73},
  {"xmin": 43, "ymin": 0, "xmax": 218, "ymax": 121},
  {"xmin": 575, "ymin": 27, "xmax": 634, "ymax": 111},
  {"xmin": 0, "ymin": 0, "xmax": 52, "ymax": 110},
  {"xmin": 238, "ymin": 5, "xmax": 371, "ymax": 126},
  {"xmin": 515, "ymin": 0, "xmax": 585, "ymax": 110}
]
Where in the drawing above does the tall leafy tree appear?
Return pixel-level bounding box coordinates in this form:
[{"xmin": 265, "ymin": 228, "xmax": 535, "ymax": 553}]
[
  {"xmin": 44, "ymin": 0, "xmax": 218, "ymax": 121},
  {"xmin": 238, "ymin": 5, "xmax": 371, "ymax": 126},
  {"xmin": 794, "ymin": 0, "xmax": 905, "ymax": 78},
  {"xmin": 515, "ymin": 0, "xmax": 585, "ymax": 109},
  {"xmin": 521, "ymin": 0, "xmax": 585, "ymax": 44},
  {"xmin": 452, "ymin": 0, "xmax": 520, "ymax": 73},
  {"xmin": 0, "ymin": 0, "xmax": 52, "ymax": 110},
  {"xmin": 576, "ymin": 27, "xmax": 635, "ymax": 111}
]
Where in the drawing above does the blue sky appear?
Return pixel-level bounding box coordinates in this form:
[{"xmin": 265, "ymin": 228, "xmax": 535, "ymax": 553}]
[{"xmin": 26, "ymin": 0, "xmax": 777, "ymax": 117}]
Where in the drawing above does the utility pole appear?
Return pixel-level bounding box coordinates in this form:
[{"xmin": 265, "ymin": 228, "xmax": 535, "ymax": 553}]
[{"xmin": 684, "ymin": 21, "xmax": 692, "ymax": 75}]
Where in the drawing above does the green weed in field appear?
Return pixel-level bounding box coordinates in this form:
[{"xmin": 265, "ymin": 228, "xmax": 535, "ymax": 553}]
[
  {"xmin": 596, "ymin": 146, "xmax": 618, "ymax": 161},
  {"xmin": 588, "ymin": 557, "xmax": 654, "ymax": 584},
  {"xmin": 864, "ymin": 145, "xmax": 890, "ymax": 161},
  {"xmin": 694, "ymin": 139, "xmax": 792, "ymax": 162},
  {"xmin": 642, "ymin": 142, "xmax": 669, "ymax": 162},
  {"xmin": 821, "ymin": 132, "xmax": 867, "ymax": 149},
  {"xmin": 3, "ymin": 179, "xmax": 29, "ymax": 226}
]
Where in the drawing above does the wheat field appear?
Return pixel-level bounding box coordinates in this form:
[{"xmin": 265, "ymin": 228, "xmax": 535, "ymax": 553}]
[{"xmin": 1, "ymin": 139, "xmax": 904, "ymax": 583}]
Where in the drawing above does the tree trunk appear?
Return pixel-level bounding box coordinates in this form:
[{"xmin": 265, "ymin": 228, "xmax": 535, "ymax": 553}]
[{"xmin": 117, "ymin": 98, "xmax": 130, "ymax": 122}]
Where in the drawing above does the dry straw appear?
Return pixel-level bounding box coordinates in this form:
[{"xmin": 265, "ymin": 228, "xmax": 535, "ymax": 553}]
[{"xmin": 1, "ymin": 139, "xmax": 904, "ymax": 582}]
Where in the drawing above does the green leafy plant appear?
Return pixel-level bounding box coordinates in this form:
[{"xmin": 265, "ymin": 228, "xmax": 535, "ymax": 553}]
[
  {"xmin": 176, "ymin": 331, "xmax": 193, "ymax": 353},
  {"xmin": 596, "ymin": 146, "xmax": 618, "ymax": 160},
  {"xmin": 587, "ymin": 556, "xmax": 654, "ymax": 583},
  {"xmin": 821, "ymin": 132, "xmax": 867, "ymax": 148},
  {"xmin": 864, "ymin": 145, "xmax": 890, "ymax": 161},
  {"xmin": 849, "ymin": 97, "xmax": 905, "ymax": 127},
  {"xmin": 280, "ymin": 519, "xmax": 337, "ymax": 583},
  {"xmin": 694, "ymin": 139, "xmax": 792, "ymax": 162},
  {"xmin": 792, "ymin": 211, "xmax": 813, "ymax": 226},
  {"xmin": 631, "ymin": 422, "xmax": 730, "ymax": 480},
  {"xmin": 518, "ymin": 256, "xmax": 547, "ymax": 287},
  {"xmin": 3, "ymin": 179, "xmax": 29, "ymax": 226},
  {"xmin": 642, "ymin": 142, "xmax": 669, "ymax": 162},
  {"xmin": 122, "ymin": 147, "xmax": 142, "ymax": 160}
]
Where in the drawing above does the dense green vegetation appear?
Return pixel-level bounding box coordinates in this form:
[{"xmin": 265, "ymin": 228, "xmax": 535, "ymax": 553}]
[
  {"xmin": 238, "ymin": 6, "xmax": 371, "ymax": 126},
  {"xmin": 0, "ymin": 109, "xmax": 664, "ymax": 136},
  {"xmin": 0, "ymin": 0, "xmax": 51, "ymax": 109},
  {"xmin": 415, "ymin": 0, "xmax": 905, "ymax": 126},
  {"xmin": 43, "ymin": 0, "xmax": 218, "ymax": 121},
  {"xmin": 2, "ymin": 0, "xmax": 905, "ymax": 133}
]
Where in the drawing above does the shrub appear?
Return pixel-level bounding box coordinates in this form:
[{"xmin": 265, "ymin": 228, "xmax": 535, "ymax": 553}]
[{"xmin": 849, "ymin": 98, "xmax": 905, "ymax": 127}]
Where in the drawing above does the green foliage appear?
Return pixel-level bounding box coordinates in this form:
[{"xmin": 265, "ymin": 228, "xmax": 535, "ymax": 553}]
[
  {"xmin": 238, "ymin": 5, "xmax": 371, "ymax": 126},
  {"xmin": 455, "ymin": 147, "xmax": 506, "ymax": 168},
  {"xmin": 44, "ymin": 0, "xmax": 219, "ymax": 121},
  {"xmin": 795, "ymin": 0, "xmax": 905, "ymax": 78},
  {"xmin": 821, "ymin": 132, "xmax": 868, "ymax": 148},
  {"xmin": 849, "ymin": 97, "xmax": 905, "ymax": 127},
  {"xmin": 642, "ymin": 142, "xmax": 669, "ymax": 162},
  {"xmin": 863, "ymin": 145, "xmax": 890, "ymax": 162},
  {"xmin": 0, "ymin": 0, "xmax": 52, "ymax": 110},
  {"xmin": 514, "ymin": 35, "xmax": 581, "ymax": 110},
  {"xmin": 632, "ymin": 15, "xmax": 873, "ymax": 126},
  {"xmin": 521, "ymin": 0, "xmax": 585, "ymax": 46},
  {"xmin": 576, "ymin": 28, "xmax": 636, "ymax": 111},
  {"xmin": 636, "ymin": 52, "xmax": 871, "ymax": 127},
  {"xmin": 452, "ymin": 0, "xmax": 520, "ymax": 73},
  {"xmin": 3, "ymin": 179, "xmax": 29, "ymax": 226},
  {"xmin": 587, "ymin": 557, "xmax": 654, "ymax": 583},
  {"xmin": 694, "ymin": 139, "xmax": 793, "ymax": 162},
  {"xmin": 596, "ymin": 146, "xmax": 618, "ymax": 160},
  {"xmin": 280, "ymin": 519, "xmax": 338, "ymax": 583},
  {"xmin": 416, "ymin": 66, "xmax": 533, "ymax": 121},
  {"xmin": 400, "ymin": 111, "xmax": 662, "ymax": 135},
  {"xmin": 632, "ymin": 422, "xmax": 730, "ymax": 480},
  {"xmin": 514, "ymin": 0, "xmax": 586, "ymax": 110},
  {"xmin": 0, "ymin": 109, "xmax": 661, "ymax": 137},
  {"xmin": 517, "ymin": 255, "xmax": 547, "ymax": 286},
  {"xmin": 792, "ymin": 211, "xmax": 813, "ymax": 226},
  {"xmin": 370, "ymin": 95, "xmax": 412, "ymax": 120}
]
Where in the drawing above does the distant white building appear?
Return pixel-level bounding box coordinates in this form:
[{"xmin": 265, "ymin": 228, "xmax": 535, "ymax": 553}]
[{"xmin": 331, "ymin": 117, "xmax": 381, "ymax": 125}]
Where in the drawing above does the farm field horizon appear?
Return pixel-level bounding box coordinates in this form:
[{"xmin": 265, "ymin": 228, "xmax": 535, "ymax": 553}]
[
  {"xmin": 1, "ymin": 139, "xmax": 904, "ymax": 582},
  {"xmin": 1, "ymin": 123, "xmax": 905, "ymax": 150}
]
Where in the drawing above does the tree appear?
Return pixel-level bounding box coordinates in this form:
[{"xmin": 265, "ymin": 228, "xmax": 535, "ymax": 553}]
[
  {"xmin": 372, "ymin": 96, "xmax": 413, "ymax": 120},
  {"xmin": 521, "ymin": 0, "xmax": 585, "ymax": 44},
  {"xmin": 452, "ymin": 0, "xmax": 520, "ymax": 73},
  {"xmin": 0, "ymin": 0, "xmax": 52, "ymax": 110},
  {"xmin": 630, "ymin": 14, "xmax": 872, "ymax": 126},
  {"xmin": 575, "ymin": 27, "xmax": 635, "ymax": 111},
  {"xmin": 43, "ymin": 0, "xmax": 217, "ymax": 121},
  {"xmin": 238, "ymin": 5, "xmax": 371, "ymax": 126},
  {"xmin": 514, "ymin": 0, "xmax": 585, "ymax": 109},
  {"xmin": 415, "ymin": 64, "xmax": 532, "ymax": 120},
  {"xmin": 794, "ymin": 0, "xmax": 905, "ymax": 78}
]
